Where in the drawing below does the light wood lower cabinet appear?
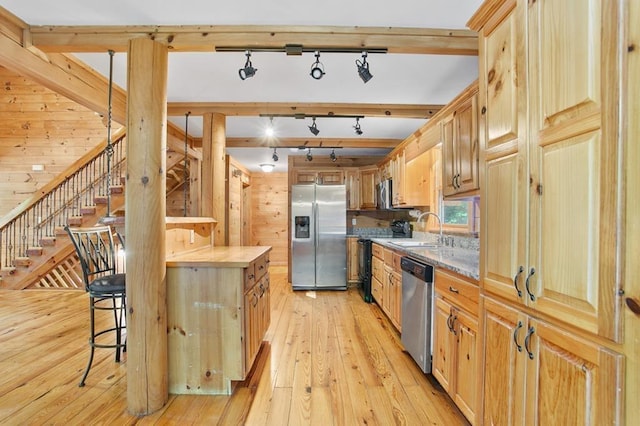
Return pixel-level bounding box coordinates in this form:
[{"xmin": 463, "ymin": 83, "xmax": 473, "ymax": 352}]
[
  {"xmin": 346, "ymin": 237, "xmax": 359, "ymax": 284},
  {"xmin": 167, "ymin": 250, "xmax": 271, "ymax": 395},
  {"xmin": 432, "ymin": 269, "xmax": 480, "ymax": 425},
  {"xmin": 483, "ymin": 296, "xmax": 623, "ymax": 425},
  {"xmin": 371, "ymin": 244, "xmax": 402, "ymax": 331}
]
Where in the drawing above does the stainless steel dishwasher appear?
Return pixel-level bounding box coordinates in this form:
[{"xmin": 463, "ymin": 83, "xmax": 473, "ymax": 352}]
[{"xmin": 400, "ymin": 256, "xmax": 434, "ymax": 374}]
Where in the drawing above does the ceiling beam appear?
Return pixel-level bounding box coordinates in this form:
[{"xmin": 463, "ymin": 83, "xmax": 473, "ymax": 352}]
[
  {"xmin": 167, "ymin": 102, "xmax": 442, "ymax": 119},
  {"xmin": 27, "ymin": 25, "xmax": 478, "ymax": 55},
  {"xmin": 223, "ymin": 137, "xmax": 400, "ymax": 149}
]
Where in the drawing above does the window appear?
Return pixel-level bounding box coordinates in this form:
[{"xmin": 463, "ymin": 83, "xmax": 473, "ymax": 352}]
[{"xmin": 438, "ymin": 197, "xmax": 479, "ymax": 234}]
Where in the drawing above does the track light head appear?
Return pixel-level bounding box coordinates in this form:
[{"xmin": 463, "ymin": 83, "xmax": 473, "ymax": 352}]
[
  {"xmin": 272, "ymin": 147, "xmax": 279, "ymax": 162},
  {"xmin": 238, "ymin": 51, "xmax": 257, "ymax": 80},
  {"xmin": 354, "ymin": 117, "xmax": 363, "ymax": 135},
  {"xmin": 308, "ymin": 117, "xmax": 320, "ymax": 136},
  {"xmin": 310, "ymin": 51, "xmax": 325, "ymax": 80},
  {"xmin": 306, "ymin": 148, "xmax": 313, "ymax": 161},
  {"xmin": 356, "ymin": 52, "xmax": 373, "ymax": 83},
  {"xmin": 330, "ymin": 149, "xmax": 337, "ymax": 162}
]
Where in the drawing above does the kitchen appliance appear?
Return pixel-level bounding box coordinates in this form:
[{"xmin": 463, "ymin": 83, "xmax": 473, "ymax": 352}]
[
  {"xmin": 291, "ymin": 184, "xmax": 347, "ymax": 290},
  {"xmin": 390, "ymin": 220, "xmax": 412, "ymax": 238},
  {"xmin": 400, "ymin": 256, "xmax": 435, "ymax": 374},
  {"xmin": 376, "ymin": 179, "xmax": 393, "ymax": 210},
  {"xmin": 357, "ymin": 238, "xmax": 373, "ymax": 303}
]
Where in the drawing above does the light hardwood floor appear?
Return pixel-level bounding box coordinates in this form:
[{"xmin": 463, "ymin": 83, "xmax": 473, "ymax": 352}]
[{"xmin": 0, "ymin": 266, "xmax": 468, "ymax": 425}]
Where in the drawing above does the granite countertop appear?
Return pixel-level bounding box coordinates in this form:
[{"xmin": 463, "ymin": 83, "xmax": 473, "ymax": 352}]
[{"xmin": 370, "ymin": 238, "xmax": 479, "ymax": 281}]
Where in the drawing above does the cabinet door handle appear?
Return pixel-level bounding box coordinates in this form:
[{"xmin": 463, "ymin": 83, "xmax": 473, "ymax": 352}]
[
  {"xmin": 513, "ymin": 266, "xmax": 524, "ymax": 297},
  {"xmin": 451, "ymin": 315, "xmax": 458, "ymax": 336},
  {"xmin": 252, "ymin": 293, "xmax": 259, "ymax": 307},
  {"xmin": 447, "ymin": 312, "xmax": 454, "ymax": 332},
  {"xmin": 455, "ymin": 174, "xmax": 460, "ymax": 189},
  {"xmin": 512, "ymin": 321, "xmax": 523, "ymax": 352},
  {"xmin": 448, "ymin": 286, "xmax": 459, "ymax": 294},
  {"xmin": 524, "ymin": 326, "xmax": 535, "ymax": 360},
  {"xmin": 525, "ymin": 267, "xmax": 536, "ymax": 301}
]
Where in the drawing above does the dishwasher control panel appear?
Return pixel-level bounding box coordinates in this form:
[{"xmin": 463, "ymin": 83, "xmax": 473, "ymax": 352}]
[{"xmin": 400, "ymin": 256, "xmax": 433, "ymax": 282}]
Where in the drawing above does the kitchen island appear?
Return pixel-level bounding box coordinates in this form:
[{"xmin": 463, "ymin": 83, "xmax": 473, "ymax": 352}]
[{"xmin": 166, "ymin": 245, "xmax": 271, "ymax": 395}]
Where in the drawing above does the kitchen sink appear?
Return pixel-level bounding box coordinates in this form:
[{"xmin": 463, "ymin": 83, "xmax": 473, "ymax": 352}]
[{"xmin": 388, "ymin": 241, "xmax": 440, "ymax": 249}]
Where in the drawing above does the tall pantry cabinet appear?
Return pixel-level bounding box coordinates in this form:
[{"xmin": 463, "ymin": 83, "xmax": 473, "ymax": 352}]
[{"xmin": 469, "ymin": 0, "xmax": 625, "ymax": 424}]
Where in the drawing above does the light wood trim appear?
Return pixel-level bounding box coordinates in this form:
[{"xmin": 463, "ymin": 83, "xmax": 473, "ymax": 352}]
[
  {"xmin": 27, "ymin": 25, "xmax": 478, "ymax": 55},
  {"xmin": 168, "ymin": 102, "xmax": 442, "ymax": 118},
  {"xmin": 0, "ymin": 32, "xmax": 127, "ymax": 124},
  {"xmin": 625, "ymin": 0, "xmax": 640, "ymax": 422},
  {"xmin": 125, "ymin": 37, "xmax": 169, "ymax": 415},
  {"xmin": 0, "ymin": 5, "xmax": 27, "ymax": 44}
]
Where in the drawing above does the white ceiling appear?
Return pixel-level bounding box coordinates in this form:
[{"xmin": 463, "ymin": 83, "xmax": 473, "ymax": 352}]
[{"xmin": 1, "ymin": 0, "xmax": 482, "ymax": 171}]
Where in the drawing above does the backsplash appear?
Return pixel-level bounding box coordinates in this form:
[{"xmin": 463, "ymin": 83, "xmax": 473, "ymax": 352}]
[
  {"xmin": 348, "ymin": 227, "xmax": 394, "ymax": 238},
  {"xmin": 413, "ymin": 231, "xmax": 480, "ymax": 251}
]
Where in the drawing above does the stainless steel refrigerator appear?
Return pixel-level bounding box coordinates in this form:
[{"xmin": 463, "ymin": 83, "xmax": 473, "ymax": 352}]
[{"xmin": 291, "ymin": 184, "xmax": 346, "ymax": 290}]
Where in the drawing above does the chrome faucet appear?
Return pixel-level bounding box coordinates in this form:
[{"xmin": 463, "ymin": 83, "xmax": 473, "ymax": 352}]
[{"xmin": 417, "ymin": 211, "xmax": 443, "ymax": 245}]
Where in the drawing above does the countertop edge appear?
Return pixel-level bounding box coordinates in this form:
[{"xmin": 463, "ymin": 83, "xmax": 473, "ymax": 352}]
[
  {"xmin": 166, "ymin": 245, "xmax": 272, "ymax": 268},
  {"xmin": 370, "ymin": 238, "xmax": 479, "ymax": 282}
]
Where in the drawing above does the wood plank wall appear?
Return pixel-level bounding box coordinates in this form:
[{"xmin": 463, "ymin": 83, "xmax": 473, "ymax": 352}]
[
  {"xmin": 0, "ymin": 66, "xmax": 118, "ymax": 218},
  {"xmin": 250, "ymin": 172, "xmax": 288, "ymax": 265}
]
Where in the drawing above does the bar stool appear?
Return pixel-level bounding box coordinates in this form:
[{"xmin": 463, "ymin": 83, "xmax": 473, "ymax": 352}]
[{"xmin": 65, "ymin": 225, "xmax": 126, "ymax": 387}]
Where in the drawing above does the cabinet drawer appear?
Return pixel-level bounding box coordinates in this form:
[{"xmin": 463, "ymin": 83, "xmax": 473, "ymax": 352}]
[
  {"xmin": 435, "ymin": 269, "xmax": 479, "ymax": 316},
  {"xmin": 255, "ymin": 252, "xmax": 269, "ymax": 281},
  {"xmin": 372, "ymin": 276, "xmax": 383, "ymax": 305},
  {"xmin": 372, "ymin": 256, "xmax": 384, "ymax": 282},
  {"xmin": 383, "ymin": 248, "xmax": 394, "ymax": 265},
  {"xmin": 392, "ymin": 251, "xmax": 402, "ymax": 271},
  {"xmin": 244, "ymin": 262, "xmax": 256, "ymax": 290},
  {"xmin": 372, "ymin": 243, "xmax": 384, "ymax": 259}
]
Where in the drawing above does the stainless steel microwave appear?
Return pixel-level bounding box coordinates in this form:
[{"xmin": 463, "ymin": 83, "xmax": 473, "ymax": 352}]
[{"xmin": 377, "ymin": 179, "xmax": 392, "ymax": 209}]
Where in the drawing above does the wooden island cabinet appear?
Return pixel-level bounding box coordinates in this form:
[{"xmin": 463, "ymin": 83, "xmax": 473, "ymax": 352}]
[{"xmin": 165, "ymin": 245, "xmax": 271, "ymax": 395}]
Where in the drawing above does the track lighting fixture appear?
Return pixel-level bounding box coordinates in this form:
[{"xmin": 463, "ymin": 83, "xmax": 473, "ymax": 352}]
[
  {"xmin": 356, "ymin": 52, "xmax": 373, "ymax": 83},
  {"xmin": 265, "ymin": 117, "xmax": 275, "ymax": 137},
  {"xmin": 330, "ymin": 149, "xmax": 337, "ymax": 162},
  {"xmin": 308, "ymin": 117, "xmax": 320, "ymax": 136},
  {"xmin": 306, "ymin": 148, "xmax": 313, "ymax": 162},
  {"xmin": 238, "ymin": 51, "xmax": 257, "ymax": 80},
  {"xmin": 272, "ymin": 147, "xmax": 279, "ymax": 162},
  {"xmin": 354, "ymin": 117, "xmax": 363, "ymax": 135},
  {"xmin": 310, "ymin": 51, "xmax": 325, "ymax": 80}
]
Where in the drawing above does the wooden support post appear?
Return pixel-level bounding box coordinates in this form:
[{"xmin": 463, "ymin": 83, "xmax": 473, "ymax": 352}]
[
  {"xmin": 201, "ymin": 112, "xmax": 226, "ymax": 245},
  {"xmin": 125, "ymin": 38, "xmax": 168, "ymax": 415}
]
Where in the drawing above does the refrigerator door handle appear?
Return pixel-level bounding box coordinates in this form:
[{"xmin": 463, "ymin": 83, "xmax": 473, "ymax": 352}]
[{"xmin": 314, "ymin": 202, "xmax": 319, "ymax": 249}]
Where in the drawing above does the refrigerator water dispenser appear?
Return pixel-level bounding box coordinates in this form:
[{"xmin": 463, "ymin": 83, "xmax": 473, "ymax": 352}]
[{"xmin": 295, "ymin": 216, "xmax": 310, "ymax": 238}]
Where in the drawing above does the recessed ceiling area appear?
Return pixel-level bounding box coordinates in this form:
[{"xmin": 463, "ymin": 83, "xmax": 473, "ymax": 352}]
[{"xmin": 1, "ymin": 0, "xmax": 482, "ymax": 171}]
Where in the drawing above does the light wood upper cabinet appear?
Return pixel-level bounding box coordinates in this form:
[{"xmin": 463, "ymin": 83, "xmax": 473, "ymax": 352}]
[
  {"xmin": 442, "ymin": 86, "xmax": 479, "ymax": 198},
  {"xmin": 390, "ymin": 149, "xmax": 406, "ymax": 207},
  {"xmin": 359, "ymin": 167, "xmax": 377, "ymax": 209},
  {"xmin": 345, "ymin": 169, "xmax": 360, "ymax": 210},
  {"xmin": 472, "ymin": 0, "xmax": 623, "ymax": 340},
  {"xmin": 404, "ymin": 149, "xmax": 432, "ymax": 207},
  {"xmin": 292, "ymin": 169, "xmax": 344, "ymax": 185}
]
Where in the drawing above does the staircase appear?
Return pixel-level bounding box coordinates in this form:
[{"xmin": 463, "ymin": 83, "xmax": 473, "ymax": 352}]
[
  {"xmin": 0, "ymin": 131, "xmax": 128, "ymax": 290},
  {"xmin": 0, "ymin": 126, "xmax": 198, "ymax": 290}
]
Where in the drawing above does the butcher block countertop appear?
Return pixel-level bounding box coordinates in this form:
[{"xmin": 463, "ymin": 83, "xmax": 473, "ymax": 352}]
[{"xmin": 166, "ymin": 245, "xmax": 271, "ymax": 268}]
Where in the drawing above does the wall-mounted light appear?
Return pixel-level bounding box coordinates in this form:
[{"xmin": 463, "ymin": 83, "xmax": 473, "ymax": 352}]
[
  {"xmin": 308, "ymin": 117, "xmax": 320, "ymax": 136},
  {"xmin": 354, "ymin": 117, "xmax": 363, "ymax": 135},
  {"xmin": 330, "ymin": 149, "xmax": 337, "ymax": 162},
  {"xmin": 306, "ymin": 148, "xmax": 313, "ymax": 161},
  {"xmin": 238, "ymin": 51, "xmax": 257, "ymax": 80},
  {"xmin": 272, "ymin": 147, "xmax": 279, "ymax": 162},
  {"xmin": 260, "ymin": 163, "xmax": 275, "ymax": 172},
  {"xmin": 310, "ymin": 51, "xmax": 325, "ymax": 80},
  {"xmin": 356, "ymin": 52, "xmax": 373, "ymax": 83}
]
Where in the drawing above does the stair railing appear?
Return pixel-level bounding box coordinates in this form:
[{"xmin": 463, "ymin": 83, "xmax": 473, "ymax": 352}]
[{"xmin": 0, "ymin": 129, "xmax": 127, "ymax": 270}]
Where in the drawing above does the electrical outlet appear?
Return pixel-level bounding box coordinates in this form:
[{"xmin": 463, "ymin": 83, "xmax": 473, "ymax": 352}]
[{"xmin": 190, "ymin": 229, "xmax": 195, "ymax": 244}]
